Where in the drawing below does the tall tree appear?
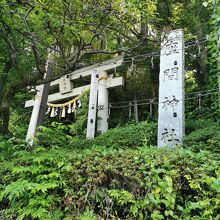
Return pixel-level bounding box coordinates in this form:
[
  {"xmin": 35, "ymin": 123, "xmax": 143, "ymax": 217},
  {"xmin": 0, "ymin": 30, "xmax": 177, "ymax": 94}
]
[
  {"xmin": 0, "ymin": 0, "xmax": 160, "ymax": 135},
  {"xmin": 0, "ymin": 0, "xmax": 213, "ymax": 134}
]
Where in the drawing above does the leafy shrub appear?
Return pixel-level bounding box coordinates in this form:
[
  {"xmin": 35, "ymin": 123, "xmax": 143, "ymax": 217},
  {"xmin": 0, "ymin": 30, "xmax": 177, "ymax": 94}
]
[
  {"xmin": 1, "ymin": 120, "xmax": 220, "ymax": 219},
  {"xmin": 0, "ymin": 144, "xmax": 73, "ymax": 220},
  {"xmin": 35, "ymin": 91, "xmax": 89, "ymax": 148},
  {"xmin": 185, "ymin": 119, "xmax": 216, "ymax": 135},
  {"xmin": 1, "ymin": 144, "xmax": 219, "ymax": 219},
  {"xmin": 72, "ymin": 122, "xmax": 157, "ymax": 149},
  {"xmin": 68, "ymin": 91, "xmax": 89, "ymax": 138},
  {"xmin": 184, "ymin": 120, "xmax": 220, "ymax": 154},
  {"xmin": 37, "ymin": 122, "xmax": 72, "ymax": 147},
  {"xmin": 9, "ymin": 93, "xmax": 32, "ymax": 139},
  {"xmin": 65, "ymin": 146, "xmax": 220, "ymax": 219}
]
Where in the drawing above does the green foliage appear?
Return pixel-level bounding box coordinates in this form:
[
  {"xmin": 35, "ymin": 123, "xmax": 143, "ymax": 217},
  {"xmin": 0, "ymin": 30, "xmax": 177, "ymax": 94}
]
[
  {"xmin": 37, "ymin": 122, "xmax": 72, "ymax": 147},
  {"xmin": 78, "ymin": 208, "xmax": 96, "ymax": 220},
  {"xmin": 1, "ymin": 1, "xmax": 220, "ymax": 218},
  {"xmin": 68, "ymin": 91, "xmax": 89, "ymax": 138},
  {"xmin": 0, "ymin": 144, "xmax": 73, "ymax": 220},
  {"xmin": 73, "ymin": 122, "xmax": 157, "ymax": 149},
  {"xmin": 64, "ymin": 146, "xmax": 220, "ymax": 219},
  {"xmin": 1, "ymin": 126, "xmax": 220, "ymax": 219},
  {"xmin": 9, "ymin": 93, "xmax": 33, "ymax": 138},
  {"xmin": 36, "ymin": 91, "xmax": 89, "ymax": 147},
  {"xmin": 204, "ymin": 0, "xmax": 220, "ymax": 116},
  {"xmin": 184, "ymin": 120, "xmax": 220, "ymax": 154}
]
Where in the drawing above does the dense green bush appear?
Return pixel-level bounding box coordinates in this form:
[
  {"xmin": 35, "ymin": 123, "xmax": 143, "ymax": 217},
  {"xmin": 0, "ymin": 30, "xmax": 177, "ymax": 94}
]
[
  {"xmin": 66, "ymin": 147, "xmax": 220, "ymax": 219},
  {"xmin": 0, "ymin": 143, "xmax": 219, "ymax": 219},
  {"xmin": 35, "ymin": 91, "xmax": 89, "ymax": 148},
  {"xmin": 184, "ymin": 120, "xmax": 220, "ymax": 154},
  {"xmin": 36, "ymin": 122, "xmax": 72, "ymax": 147},
  {"xmin": 185, "ymin": 119, "xmax": 216, "ymax": 135},
  {"xmin": 1, "ymin": 120, "xmax": 220, "ymax": 219},
  {"xmin": 72, "ymin": 122, "xmax": 157, "ymax": 149},
  {"xmin": 0, "ymin": 143, "xmax": 73, "ymax": 220}
]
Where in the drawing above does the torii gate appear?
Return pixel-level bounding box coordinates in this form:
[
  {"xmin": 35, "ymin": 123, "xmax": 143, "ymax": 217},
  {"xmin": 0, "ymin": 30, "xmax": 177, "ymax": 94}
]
[{"xmin": 25, "ymin": 55, "xmax": 124, "ymax": 142}]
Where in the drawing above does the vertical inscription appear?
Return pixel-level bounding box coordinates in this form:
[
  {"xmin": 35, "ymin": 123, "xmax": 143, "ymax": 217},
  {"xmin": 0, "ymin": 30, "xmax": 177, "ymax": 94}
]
[{"xmin": 158, "ymin": 29, "xmax": 185, "ymax": 147}]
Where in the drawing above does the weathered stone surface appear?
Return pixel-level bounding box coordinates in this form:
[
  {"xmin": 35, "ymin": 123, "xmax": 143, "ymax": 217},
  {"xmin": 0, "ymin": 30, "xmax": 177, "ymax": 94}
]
[{"xmin": 158, "ymin": 29, "xmax": 185, "ymax": 147}]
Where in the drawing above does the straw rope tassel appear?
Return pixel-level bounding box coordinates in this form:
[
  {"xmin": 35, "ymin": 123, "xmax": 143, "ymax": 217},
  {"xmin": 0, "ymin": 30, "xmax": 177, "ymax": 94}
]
[
  {"xmin": 67, "ymin": 104, "xmax": 72, "ymax": 114},
  {"xmin": 46, "ymin": 106, "xmax": 51, "ymax": 115},
  {"xmin": 50, "ymin": 107, "xmax": 55, "ymax": 117},
  {"xmin": 77, "ymin": 99, "xmax": 82, "ymax": 108},
  {"xmin": 72, "ymin": 101, "xmax": 76, "ymax": 112},
  {"xmin": 61, "ymin": 107, "xmax": 66, "ymax": 118},
  {"xmin": 55, "ymin": 107, "xmax": 59, "ymax": 116}
]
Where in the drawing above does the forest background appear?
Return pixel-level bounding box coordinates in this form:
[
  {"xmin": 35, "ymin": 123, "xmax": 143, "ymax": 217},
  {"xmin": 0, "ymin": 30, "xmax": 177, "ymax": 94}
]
[{"xmin": 0, "ymin": 0, "xmax": 220, "ymax": 219}]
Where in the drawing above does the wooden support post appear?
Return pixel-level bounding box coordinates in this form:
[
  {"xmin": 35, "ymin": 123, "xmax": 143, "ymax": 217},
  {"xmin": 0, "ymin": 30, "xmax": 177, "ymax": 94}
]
[
  {"xmin": 149, "ymin": 99, "xmax": 154, "ymax": 119},
  {"xmin": 86, "ymin": 70, "xmax": 99, "ymax": 139},
  {"xmin": 26, "ymin": 61, "xmax": 53, "ymax": 144},
  {"xmin": 134, "ymin": 97, "xmax": 138, "ymax": 123},
  {"xmin": 129, "ymin": 102, "xmax": 132, "ymax": 120}
]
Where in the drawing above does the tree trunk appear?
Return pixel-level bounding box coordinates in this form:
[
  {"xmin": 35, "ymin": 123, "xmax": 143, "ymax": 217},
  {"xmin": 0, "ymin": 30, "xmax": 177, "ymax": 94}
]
[
  {"xmin": 0, "ymin": 91, "xmax": 14, "ymax": 136},
  {"xmin": 0, "ymin": 104, "xmax": 10, "ymax": 135}
]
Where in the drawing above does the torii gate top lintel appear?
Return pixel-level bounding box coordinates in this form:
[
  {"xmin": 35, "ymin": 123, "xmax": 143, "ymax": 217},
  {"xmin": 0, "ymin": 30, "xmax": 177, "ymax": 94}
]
[
  {"xmin": 49, "ymin": 54, "xmax": 124, "ymax": 87},
  {"xmin": 25, "ymin": 55, "xmax": 124, "ymax": 108}
]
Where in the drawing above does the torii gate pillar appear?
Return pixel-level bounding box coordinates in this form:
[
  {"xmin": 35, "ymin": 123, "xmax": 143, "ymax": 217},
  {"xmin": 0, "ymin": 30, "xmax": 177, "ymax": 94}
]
[
  {"xmin": 86, "ymin": 70, "xmax": 124, "ymax": 139},
  {"xmin": 97, "ymin": 71, "xmax": 109, "ymax": 133},
  {"xmin": 26, "ymin": 60, "xmax": 53, "ymax": 144}
]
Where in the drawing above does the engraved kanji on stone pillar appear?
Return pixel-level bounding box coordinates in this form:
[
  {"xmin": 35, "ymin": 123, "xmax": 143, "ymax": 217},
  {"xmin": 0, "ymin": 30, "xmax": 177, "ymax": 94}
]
[{"xmin": 158, "ymin": 29, "xmax": 185, "ymax": 147}]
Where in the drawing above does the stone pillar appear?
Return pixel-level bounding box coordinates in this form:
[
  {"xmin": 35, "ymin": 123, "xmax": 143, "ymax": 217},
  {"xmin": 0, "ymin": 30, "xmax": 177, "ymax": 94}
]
[
  {"xmin": 26, "ymin": 61, "xmax": 53, "ymax": 144},
  {"xmin": 157, "ymin": 29, "xmax": 185, "ymax": 148},
  {"xmin": 86, "ymin": 70, "xmax": 99, "ymax": 139},
  {"xmin": 26, "ymin": 85, "xmax": 44, "ymax": 144},
  {"xmin": 97, "ymin": 71, "xmax": 109, "ymax": 133}
]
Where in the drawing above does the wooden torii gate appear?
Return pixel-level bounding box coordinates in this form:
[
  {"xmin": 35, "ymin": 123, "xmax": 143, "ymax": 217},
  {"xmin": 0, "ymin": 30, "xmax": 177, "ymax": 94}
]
[{"xmin": 25, "ymin": 55, "xmax": 124, "ymax": 143}]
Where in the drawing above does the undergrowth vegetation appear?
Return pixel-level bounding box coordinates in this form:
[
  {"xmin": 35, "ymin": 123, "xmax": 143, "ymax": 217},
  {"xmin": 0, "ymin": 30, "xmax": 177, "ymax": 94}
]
[
  {"xmin": 0, "ymin": 120, "xmax": 220, "ymax": 219},
  {"xmin": 0, "ymin": 0, "xmax": 219, "ymax": 219},
  {"xmin": 184, "ymin": 120, "xmax": 220, "ymax": 154},
  {"xmin": 72, "ymin": 122, "xmax": 157, "ymax": 149}
]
